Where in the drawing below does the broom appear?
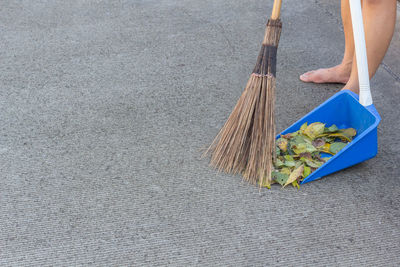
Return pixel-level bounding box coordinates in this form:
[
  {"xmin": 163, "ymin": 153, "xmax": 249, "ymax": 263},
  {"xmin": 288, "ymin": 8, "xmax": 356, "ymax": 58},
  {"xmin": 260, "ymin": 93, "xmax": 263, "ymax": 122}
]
[{"xmin": 205, "ymin": 0, "xmax": 282, "ymax": 187}]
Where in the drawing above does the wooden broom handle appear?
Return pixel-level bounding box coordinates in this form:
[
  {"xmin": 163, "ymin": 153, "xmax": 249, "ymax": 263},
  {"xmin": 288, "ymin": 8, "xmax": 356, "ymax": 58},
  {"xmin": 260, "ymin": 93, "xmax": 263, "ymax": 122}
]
[{"xmin": 271, "ymin": 0, "xmax": 282, "ymax": 19}]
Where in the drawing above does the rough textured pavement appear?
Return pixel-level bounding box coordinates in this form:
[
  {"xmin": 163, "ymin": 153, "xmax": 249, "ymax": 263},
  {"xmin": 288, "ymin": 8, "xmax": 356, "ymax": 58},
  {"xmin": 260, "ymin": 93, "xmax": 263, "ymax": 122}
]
[{"xmin": 1, "ymin": 1, "xmax": 399, "ymax": 266}]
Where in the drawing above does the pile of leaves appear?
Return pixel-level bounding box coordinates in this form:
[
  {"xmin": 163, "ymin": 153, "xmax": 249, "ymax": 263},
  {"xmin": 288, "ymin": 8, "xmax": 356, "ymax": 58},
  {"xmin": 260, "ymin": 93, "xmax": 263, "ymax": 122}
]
[{"xmin": 265, "ymin": 122, "xmax": 357, "ymax": 189}]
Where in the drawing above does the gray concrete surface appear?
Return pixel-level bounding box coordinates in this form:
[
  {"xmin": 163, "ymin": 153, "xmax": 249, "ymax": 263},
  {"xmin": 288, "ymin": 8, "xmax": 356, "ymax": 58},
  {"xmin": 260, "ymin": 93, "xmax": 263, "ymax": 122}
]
[{"xmin": 1, "ymin": 0, "xmax": 399, "ymax": 266}]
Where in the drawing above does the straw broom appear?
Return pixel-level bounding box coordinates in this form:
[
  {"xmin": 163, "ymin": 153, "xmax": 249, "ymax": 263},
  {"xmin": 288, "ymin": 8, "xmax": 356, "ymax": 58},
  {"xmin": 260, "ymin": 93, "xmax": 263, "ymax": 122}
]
[{"xmin": 205, "ymin": 0, "xmax": 282, "ymax": 187}]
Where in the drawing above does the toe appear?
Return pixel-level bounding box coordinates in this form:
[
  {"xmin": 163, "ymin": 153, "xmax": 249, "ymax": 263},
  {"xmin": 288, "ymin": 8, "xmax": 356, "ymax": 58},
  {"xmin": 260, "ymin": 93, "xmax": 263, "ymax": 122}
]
[{"xmin": 299, "ymin": 71, "xmax": 315, "ymax": 82}]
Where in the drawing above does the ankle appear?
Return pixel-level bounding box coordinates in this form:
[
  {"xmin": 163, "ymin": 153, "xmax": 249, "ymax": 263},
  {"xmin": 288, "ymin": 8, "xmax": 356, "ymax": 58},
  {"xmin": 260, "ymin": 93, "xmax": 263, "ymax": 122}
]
[
  {"xmin": 341, "ymin": 59, "xmax": 353, "ymax": 67},
  {"xmin": 338, "ymin": 61, "xmax": 352, "ymax": 75}
]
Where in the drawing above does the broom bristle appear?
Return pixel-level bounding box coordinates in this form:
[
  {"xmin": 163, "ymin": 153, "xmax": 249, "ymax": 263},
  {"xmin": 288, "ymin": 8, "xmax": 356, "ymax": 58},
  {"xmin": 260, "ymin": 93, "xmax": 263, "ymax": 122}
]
[
  {"xmin": 243, "ymin": 74, "xmax": 276, "ymax": 185},
  {"xmin": 205, "ymin": 74, "xmax": 260, "ymax": 174},
  {"xmin": 205, "ymin": 19, "xmax": 282, "ymax": 186}
]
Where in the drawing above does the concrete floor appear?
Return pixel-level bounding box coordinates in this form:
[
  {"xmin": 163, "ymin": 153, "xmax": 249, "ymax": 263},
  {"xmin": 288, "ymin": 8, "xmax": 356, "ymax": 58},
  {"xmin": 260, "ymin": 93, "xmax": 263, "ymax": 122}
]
[{"xmin": 1, "ymin": 0, "xmax": 399, "ymax": 266}]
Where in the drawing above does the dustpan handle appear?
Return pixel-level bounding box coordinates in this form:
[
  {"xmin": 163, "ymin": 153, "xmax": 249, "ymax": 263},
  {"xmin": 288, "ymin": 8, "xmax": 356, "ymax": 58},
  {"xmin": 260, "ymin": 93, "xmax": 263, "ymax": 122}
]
[{"xmin": 349, "ymin": 0, "xmax": 373, "ymax": 106}]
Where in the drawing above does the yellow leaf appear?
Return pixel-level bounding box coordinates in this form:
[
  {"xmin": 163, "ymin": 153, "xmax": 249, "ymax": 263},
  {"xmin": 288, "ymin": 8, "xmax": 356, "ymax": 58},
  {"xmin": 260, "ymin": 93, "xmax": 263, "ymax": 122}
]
[
  {"xmin": 259, "ymin": 179, "xmax": 272, "ymax": 188},
  {"xmin": 326, "ymin": 133, "xmax": 352, "ymax": 142},
  {"xmin": 281, "ymin": 168, "xmax": 291, "ymax": 175},
  {"xmin": 304, "ymin": 122, "xmax": 325, "ymax": 139},
  {"xmin": 291, "ymin": 180, "xmax": 300, "ymax": 189},
  {"xmin": 292, "ymin": 143, "xmax": 316, "ymax": 154},
  {"xmin": 340, "ymin": 128, "xmax": 357, "ymax": 137},
  {"xmin": 303, "ymin": 166, "xmax": 311, "ymax": 178},
  {"xmin": 284, "ymin": 165, "xmax": 304, "ymax": 188},
  {"xmin": 277, "ymin": 138, "xmax": 288, "ymax": 152},
  {"xmin": 318, "ymin": 143, "xmax": 335, "ymax": 155},
  {"xmin": 299, "ymin": 122, "xmax": 308, "ymax": 135}
]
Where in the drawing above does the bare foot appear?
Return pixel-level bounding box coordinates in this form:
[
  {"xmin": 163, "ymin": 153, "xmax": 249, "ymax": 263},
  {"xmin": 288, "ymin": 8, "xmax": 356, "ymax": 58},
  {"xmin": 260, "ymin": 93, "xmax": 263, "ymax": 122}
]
[{"xmin": 300, "ymin": 64, "xmax": 351, "ymax": 84}]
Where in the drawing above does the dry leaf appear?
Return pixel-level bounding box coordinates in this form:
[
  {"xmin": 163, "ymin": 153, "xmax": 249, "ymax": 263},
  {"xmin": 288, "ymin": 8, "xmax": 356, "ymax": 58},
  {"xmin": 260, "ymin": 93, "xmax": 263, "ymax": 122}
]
[
  {"xmin": 292, "ymin": 143, "xmax": 317, "ymax": 154},
  {"xmin": 312, "ymin": 138, "xmax": 325, "ymax": 148},
  {"xmin": 284, "ymin": 165, "xmax": 304, "ymax": 188},
  {"xmin": 277, "ymin": 138, "xmax": 288, "ymax": 152},
  {"xmin": 304, "ymin": 122, "xmax": 325, "ymax": 139},
  {"xmin": 324, "ymin": 124, "xmax": 339, "ymax": 133},
  {"xmin": 329, "ymin": 142, "xmax": 347, "ymax": 154}
]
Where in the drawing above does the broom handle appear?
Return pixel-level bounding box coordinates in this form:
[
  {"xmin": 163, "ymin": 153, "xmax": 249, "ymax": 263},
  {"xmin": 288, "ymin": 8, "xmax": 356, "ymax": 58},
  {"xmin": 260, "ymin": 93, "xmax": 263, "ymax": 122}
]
[
  {"xmin": 271, "ymin": 0, "xmax": 282, "ymax": 19},
  {"xmin": 349, "ymin": 0, "xmax": 373, "ymax": 106}
]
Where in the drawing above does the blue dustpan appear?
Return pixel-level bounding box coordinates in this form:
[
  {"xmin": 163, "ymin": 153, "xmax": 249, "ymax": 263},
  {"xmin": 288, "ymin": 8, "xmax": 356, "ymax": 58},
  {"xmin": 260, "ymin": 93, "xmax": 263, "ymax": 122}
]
[
  {"xmin": 277, "ymin": 90, "xmax": 381, "ymax": 184},
  {"xmin": 277, "ymin": 0, "xmax": 381, "ymax": 184}
]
